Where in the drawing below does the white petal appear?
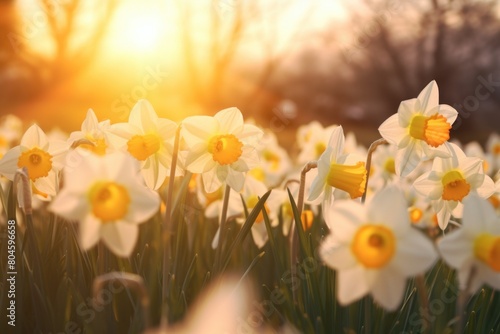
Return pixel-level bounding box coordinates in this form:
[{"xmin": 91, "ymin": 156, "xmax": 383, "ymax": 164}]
[
  {"xmin": 475, "ymin": 175, "xmax": 495, "ymax": 199},
  {"xmin": 480, "ymin": 263, "xmax": 500, "ymax": 291},
  {"xmin": 250, "ymin": 223, "xmax": 268, "ymax": 248},
  {"xmin": 126, "ymin": 185, "xmax": 160, "ymax": 223},
  {"xmin": 203, "ymin": 167, "xmax": 222, "ymax": 193},
  {"xmin": 49, "ymin": 189, "xmax": 90, "ymax": 221},
  {"xmin": 462, "ymin": 194, "xmax": 498, "ymax": 234},
  {"xmin": 82, "ymin": 109, "xmax": 99, "ymax": 132},
  {"xmin": 129, "ymin": 99, "xmax": 158, "ymax": 133},
  {"xmin": 366, "ymin": 186, "xmax": 409, "ymax": 234},
  {"xmin": 225, "ymin": 168, "xmax": 245, "ymax": 192},
  {"xmin": 398, "ymin": 98, "xmax": 417, "ymax": 127},
  {"xmin": 101, "ymin": 222, "xmax": 139, "ymax": 257},
  {"xmin": 79, "ymin": 214, "xmax": 101, "ymax": 251},
  {"xmin": 437, "ymin": 104, "xmax": 458, "ymax": 125},
  {"xmin": 320, "ymin": 234, "xmax": 357, "ymax": 270},
  {"xmin": 33, "ymin": 171, "xmax": 57, "ymax": 197},
  {"xmin": 378, "ymin": 114, "xmax": 407, "ymax": 146},
  {"xmin": 413, "ymin": 171, "xmax": 443, "ymax": 200},
  {"xmin": 422, "ymin": 141, "xmax": 452, "ymax": 159},
  {"xmin": 182, "ymin": 116, "xmax": 219, "ymax": 146},
  {"xmin": 307, "ymin": 152, "xmax": 330, "ymax": 201},
  {"xmin": 327, "ymin": 126, "xmax": 345, "ymax": 162},
  {"xmin": 211, "ymin": 227, "xmax": 220, "ymax": 249},
  {"xmin": 367, "ymin": 267, "xmax": 407, "ymax": 311},
  {"xmin": 336, "ymin": 266, "xmax": 369, "ymax": 306},
  {"xmin": 418, "ymin": 80, "xmax": 439, "ymax": 114},
  {"xmin": 21, "ymin": 124, "xmax": 48, "ymax": 149},
  {"xmin": 239, "ymin": 124, "xmax": 263, "ymax": 144},
  {"xmin": 214, "ymin": 107, "xmax": 244, "ymax": 134},
  {"xmin": 185, "ymin": 144, "xmax": 213, "ymax": 173},
  {"xmin": 436, "ymin": 206, "xmax": 451, "ymax": 230},
  {"xmin": 437, "ymin": 229, "xmax": 473, "ymax": 270},
  {"xmin": 235, "ymin": 146, "xmax": 259, "ymax": 171},
  {"xmin": 0, "ymin": 146, "xmax": 21, "ymax": 180},
  {"xmin": 392, "ymin": 229, "xmax": 438, "ymax": 276},
  {"xmin": 395, "ymin": 141, "xmax": 422, "ymax": 177},
  {"xmin": 325, "ymin": 200, "xmax": 365, "ymax": 243},
  {"xmin": 459, "ymin": 157, "xmax": 483, "ymax": 178}
]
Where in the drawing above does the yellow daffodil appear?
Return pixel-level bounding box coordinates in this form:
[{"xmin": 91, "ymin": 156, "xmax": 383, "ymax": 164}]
[
  {"xmin": 49, "ymin": 151, "xmax": 160, "ymax": 257},
  {"xmin": 378, "ymin": 81, "xmax": 458, "ymax": 177},
  {"xmin": 108, "ymin": 100, "xmax": 182, "ymax": 190},
  {"xmin": 308, "ymin": 126, "xmax": 367, "ymax": 209},
  {"xmin": 182, "ymin": 107, "xmax": 263, "ymax": 193},
  {"xmin": 320, "ymin": 187, "xmax": 438, "ymax": 310},
  {"xmin": 413, "ymin": 143, "xmax": 495, "ymax": 229},
  {"xmin": 438, "ymin": 194, "xmax": 500, "ymax": 293},
  {"xmin": 0, "ymin": 124, "xmax": 68, "ymax": 200},
  {"xmin": 68, "ymin": 109, "xmax": 111, "ymax": 156}
]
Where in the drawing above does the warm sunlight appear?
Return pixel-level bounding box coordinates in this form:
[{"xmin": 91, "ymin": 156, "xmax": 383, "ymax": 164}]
[{"xmin": 103, "ymin": 3, "xmax": 168, "ymax": 57}]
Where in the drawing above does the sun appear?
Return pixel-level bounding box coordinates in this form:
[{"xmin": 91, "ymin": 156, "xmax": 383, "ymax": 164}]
[{"xmin": 104, "ymin": 3, "xmax": 167, "ymax": 56}]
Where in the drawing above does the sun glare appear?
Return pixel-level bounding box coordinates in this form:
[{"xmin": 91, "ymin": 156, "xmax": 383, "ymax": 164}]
[{"xmin": 104, "ymin": 4, "xmax": 167, "ymax": 56}]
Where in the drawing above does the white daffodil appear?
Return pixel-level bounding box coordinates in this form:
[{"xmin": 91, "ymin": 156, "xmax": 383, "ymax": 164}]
[
  {"xmin": 0, "ymin": 114, "xmax": 23, "ymax": 159},
  {"xmin": 237, "ymin": 176, "xmax": 285, "ymax": 248},
  {"xmin": 0, "ymin": 124, "xmax": 68, "ymax": 200},
  {"xmin": 68, "ymin": 109, "xmax": 111, "ymax": 156},
  {"xmin": 308, "ymin": 126, "xmax": 367, "ymax": 210},
  {"xmin": 413, "ymin": 143, "xmax": 495, "ymax": 230},
  {"xmin": 320, "ymin": 186, "xmax": 438, "ymax": 311},
  {"xmin": 486, "ymin": 133, "xmax": 500, "ymax": 178},
  {"xmin": 378, "ymin": 80, "xmax": 458, "ymax": 177},
  {"xmin": 369, "ymin": 143, "xmax": 399, "ymax": 190},
  {"xmin": 297, "ymin": 122, "xmax": 338, "ymax": 164},
  {"xmin": 438, "ymin": 194, "xmax": 500, "ymax": 293},
  {"xmin": 488, "ymin": 178, "xmax": 500, "ymax": 213},
  {"xmin": 182, "ymin": 107, "xmax": 263, "ymax": 193},
  {"xmin": 108, "ymin": 100, "xmax": 181, "ymax": 190},
  {"xmin": 249, "ymin": 131, "xmax": 291, "ymax": 188},
  {"xmin": 49, "ymin": 151, "xmax": 160, "ymax": 257}
]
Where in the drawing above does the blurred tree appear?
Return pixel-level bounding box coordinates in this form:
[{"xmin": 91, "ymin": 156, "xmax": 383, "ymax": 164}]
[
  {"xmin": 172, "ymin": 0, "xmax": 314, "ymax": 120},
  {"xmin": 333, "ymin": 0, "xmax": 500, "ymax": 140},
  {"xmin": 0, "ymin": 0, "xmax": 118, "ymax": 108},
  {"xmin": 270, "ymin": 0, "xmax": 500, "ymax": 144}
]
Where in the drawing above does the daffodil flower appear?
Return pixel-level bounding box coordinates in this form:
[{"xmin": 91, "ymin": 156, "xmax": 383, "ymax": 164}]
[
  {"xmin": 0, "ymin": 124, "xmax": 68, "ymax": 200},
  {"xmin": 49, "ymin": 151, "xmax": 160, "ymax": 257},
  {"xmin": 297, "ymin": 122, "xmax": 338, "ymax": 164},
  {"xmin": 320, "ymin": 186, "xmax": 438, "ymax": 310},
  {"xmin": 0, "ymin": 115, "xmax": 23, "ymax": 159},
  {"xmin": 308, "ymin": 126, "xmax": 367, "ymax": 211},
  {"xmin": 182, "ymin": 107, "xmax": 263, "ymax": 193},
  {"xmin": 108, "ymin": 100, "xmax": 181, "ymax": 190},
  {"xmin": 68, "ymin": 109, "xmax": 111, "ymax": 155},
  {"xmin": 236, "ymin": 176, "xmax": 284, "ymax": 248},
  {"xmin": 413, "ymin": 143, "xmax": 495, "ymax": 229},
  {"xmin": 250, "ymin": 131, "xmax": 291, "ymax": 188},
  {"xmin": 378, "ymin": 81, "xmax": 458, "ymax": 177},
  {"xmin": 438, "ymin": 194, "xmax": 500, "ymax": 293}
]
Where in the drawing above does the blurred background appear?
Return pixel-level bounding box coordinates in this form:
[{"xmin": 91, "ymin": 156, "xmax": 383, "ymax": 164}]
[{"xmin": 1, "ymin": 0, "xmax": 500, "ymax": 145}]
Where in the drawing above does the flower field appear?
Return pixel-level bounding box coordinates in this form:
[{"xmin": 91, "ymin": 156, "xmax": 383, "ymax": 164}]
[{"xmin": 1, "ymin": 81, "xmax": 500, "ymax": 333}]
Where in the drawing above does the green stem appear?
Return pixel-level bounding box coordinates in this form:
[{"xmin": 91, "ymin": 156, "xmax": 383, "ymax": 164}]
[
  {"xmin": 455, "ymin": 265, "xmax": 477, "ymax": 333},
  {"xmin": 416, "ymin": 275, "xmax": 431, "ymax": 334},
  {"xmin": 214, "ymin": 184, "xmax": 231, "ymax": 275},
  {"xmin": 361, "ymin": 138, "xmax": 388, "ymax": 204},
  {"xmin": 290, "ymin": 161, "xmax": 317, "ymax": 304},
  {"xmin": 161, "ymin": 124, "xmax": 181, "ymax": 326}
]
